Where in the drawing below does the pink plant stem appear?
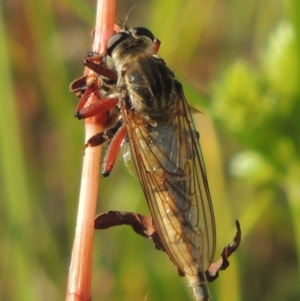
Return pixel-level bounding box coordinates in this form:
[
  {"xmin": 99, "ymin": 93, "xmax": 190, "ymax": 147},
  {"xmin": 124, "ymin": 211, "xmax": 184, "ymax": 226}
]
[{"xmin": 66, "ymin": 1, "xmax": 116, "ymax": 300}]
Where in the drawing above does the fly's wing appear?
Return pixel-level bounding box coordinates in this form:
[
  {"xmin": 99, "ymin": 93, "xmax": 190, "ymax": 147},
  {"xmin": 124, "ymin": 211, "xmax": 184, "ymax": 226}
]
[{"xmin": 122, "ymin": 82, "xmax": 216, "ymax": 276}]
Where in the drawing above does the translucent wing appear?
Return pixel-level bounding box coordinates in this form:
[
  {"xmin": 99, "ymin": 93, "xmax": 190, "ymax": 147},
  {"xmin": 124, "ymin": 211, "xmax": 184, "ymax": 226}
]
[{"xmin": 122, "ymin": 81, "xmax": 216, "ymax": 276}]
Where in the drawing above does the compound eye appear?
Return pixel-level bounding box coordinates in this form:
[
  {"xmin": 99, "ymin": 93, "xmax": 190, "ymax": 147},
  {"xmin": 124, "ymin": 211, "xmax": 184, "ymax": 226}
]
[
  {"xmin": 131, "ymin": 27, "xmax": 155, "ymax": 41},
  {"xmin": 107, "ymin": 32, "xmax": 129, "ymax": 56}
]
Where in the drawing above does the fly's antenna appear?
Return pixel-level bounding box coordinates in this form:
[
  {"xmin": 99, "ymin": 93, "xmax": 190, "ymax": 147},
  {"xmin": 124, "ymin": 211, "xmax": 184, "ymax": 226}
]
[
  {"xmin": 118, "ymin": 5, "xmax": 135, "ymax": 31},
  {"xmin": 124, "ymin": 5, "xmax": 135, "ymax": 29}
]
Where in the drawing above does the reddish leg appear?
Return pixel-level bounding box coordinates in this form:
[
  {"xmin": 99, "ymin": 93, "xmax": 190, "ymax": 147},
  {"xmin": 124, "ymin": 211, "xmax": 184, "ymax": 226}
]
[
  {"xmin": 84, "ymin": 59, "xmax": 118, "ymax": 81},
  {"xmin": 83, "ymin": 120, "xmax": 125, "ymax": 176},
  {"xmin": 69, "ymin": 75, "xmax": 88, "ymax": 97},
  {"xmin": 74, "ymin": 82, "xmax": 100, "ymax": 112},
  {"xmin": 75, "ymin": 96, "xmax": 119, "ymax": 120},
  {"xmin": 73, "ymin": 55, "xmax": 119, "ymax": 119},
  {"xmin": 101, "ymin": 124, "xmax": 127, "ymax": 177},
  {"xmin": 84, "ymin": 119, "xmax": 123, "ymax": 148}
]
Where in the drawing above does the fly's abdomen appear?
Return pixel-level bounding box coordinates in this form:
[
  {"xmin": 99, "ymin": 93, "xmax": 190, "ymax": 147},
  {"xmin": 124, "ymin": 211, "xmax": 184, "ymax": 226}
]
[
  {"xmin": 126, "ymin": 116, "xmax": 208, "ymax": 276},
  {"xmin": 151, "ymin": 186, "xmax": 203, "ymax": 275}
]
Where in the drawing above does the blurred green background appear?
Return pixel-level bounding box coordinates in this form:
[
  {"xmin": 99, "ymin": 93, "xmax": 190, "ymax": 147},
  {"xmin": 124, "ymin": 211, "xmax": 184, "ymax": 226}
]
[{"xmin": 1, "ymin": 0, "xmax": 299, "ymax": 300}]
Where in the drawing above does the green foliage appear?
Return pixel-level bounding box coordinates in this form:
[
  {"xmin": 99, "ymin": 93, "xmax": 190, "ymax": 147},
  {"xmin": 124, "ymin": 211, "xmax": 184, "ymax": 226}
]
[
  {"xmin": 212, "ymin": 20, "xmax": 300, "ymax": 185},
  {"xmin": 211, "ymin": 20, "xmax": 300, "ymax": 301}
]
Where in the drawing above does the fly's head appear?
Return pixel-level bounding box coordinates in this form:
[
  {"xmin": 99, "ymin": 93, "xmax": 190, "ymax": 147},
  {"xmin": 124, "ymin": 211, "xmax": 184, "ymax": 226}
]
[{"xmin": 107, "ymin": 27, "xmax": 158, "ymax": 65}]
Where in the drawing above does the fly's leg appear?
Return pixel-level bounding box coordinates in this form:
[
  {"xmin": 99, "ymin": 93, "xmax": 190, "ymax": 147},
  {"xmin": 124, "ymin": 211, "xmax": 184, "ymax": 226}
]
[
  {"xmin": 84, "ymin": 119, "xmax": 123, "ymax": 148},
  {"xmin": 70, "ymin": 71, "xmax": 106, "ymax": 116},
  {"xmin": 69, "ymin": 53, "xmax": 107, "ymax": 97},
  {"xmin": 84, "ymin": 59, "xmax": 117, "ymax": 81},
  {"xmin": 70, "ymin": 75, "xmax": 88, "ymax": 97},
  {"xmin": 101, "ymin": 124, "xmax": 126, "ymax": 177},
  {"xmin": 72, "ymin": 52, "xmax": 125, "ymax": 176},
  {"xmin": 84, "ymin": 120, "xmax": 126, "ymax": 177},
  {"xmin": 74, "ymin": 82, "xmax": 101, "ymax": 113},
  {"xmin": 75, "ymin": 96, "xmax": 119, "ymax": 119},
  {"xmin": 73, "ymin": 57, "xmax": 119, "ymax": 119}
]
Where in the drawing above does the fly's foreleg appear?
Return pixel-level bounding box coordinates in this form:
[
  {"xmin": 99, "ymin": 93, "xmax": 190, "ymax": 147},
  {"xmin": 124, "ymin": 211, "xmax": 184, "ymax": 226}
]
[
  {"xmin": 75, "ymin": 53, "xmax": 125, "ymax": 176},
  {"xmin": 75, "ymin": 96, "xmax": 119, "ymax": 119},
  {"xmin": 84, "ymin": 59, "xmax": 117, "ymax": 81},
  {"xmin": 69, "ymin": 75, "xmax": 88, "ymax": 97},
  {"xmin": 71, "ymin": 53, "xmax": 115, "ymax": 113},
  {"xmin": 73, "ymin": 54, "xmax": 118, "ymax": 119},
  {"xmin": 73, "ymin": 82, "xmax": 101, "ymax": 114},
  {"xmin": 70, "ymin": 73, "xmax": 101, "ymax": 113}
]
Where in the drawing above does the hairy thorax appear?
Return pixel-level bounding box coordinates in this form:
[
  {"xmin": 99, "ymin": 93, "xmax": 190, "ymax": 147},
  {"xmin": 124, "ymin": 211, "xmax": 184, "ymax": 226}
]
[{"xmin": 121, "ymin": 52, "xmax": 176, "ymax": 116}]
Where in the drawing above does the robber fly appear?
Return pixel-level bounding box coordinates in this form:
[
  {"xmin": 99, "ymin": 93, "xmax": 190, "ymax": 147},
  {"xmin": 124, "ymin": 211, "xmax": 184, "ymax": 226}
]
[{"xmin": 75, "ymin": 26, "xmax": 216, "ymax": 301}]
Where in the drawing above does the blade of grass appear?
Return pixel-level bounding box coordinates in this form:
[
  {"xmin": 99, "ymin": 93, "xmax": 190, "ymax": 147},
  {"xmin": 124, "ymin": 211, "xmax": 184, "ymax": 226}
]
[
  {"xmin": 287, "ymin": 2, "xmax": 300, "ymax": 280},
  {"xmin": 286, "ymin": 163, "xmax": 300, "ymax": 280},
  {"xmin": 65, "ymin": 1, "xmax": 116, "ymax": 300},
  {"xmin": 0, "ymin": 3, "xmax": 39, "ymax": 300}
]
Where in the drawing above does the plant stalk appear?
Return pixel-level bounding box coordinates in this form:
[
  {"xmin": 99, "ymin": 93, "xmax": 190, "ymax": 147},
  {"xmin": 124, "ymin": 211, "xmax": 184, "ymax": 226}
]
[{"xmin": 66, "ymin": 1, "xmax": 116, "ymax": 300}]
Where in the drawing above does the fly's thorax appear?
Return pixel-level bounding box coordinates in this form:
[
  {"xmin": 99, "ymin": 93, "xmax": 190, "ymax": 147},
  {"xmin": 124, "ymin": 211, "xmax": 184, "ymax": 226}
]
[{"xmin": 121, "ymin": 53, "xmax": 176, "ymax": 115}]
